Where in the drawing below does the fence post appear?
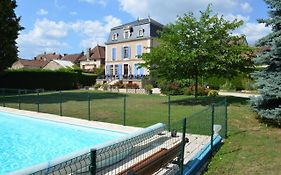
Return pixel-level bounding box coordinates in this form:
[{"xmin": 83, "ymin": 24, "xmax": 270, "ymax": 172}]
[
  {"xmin": 211, "ymin": 104, "xmax": 215, "ymax": 154},
  {"xmin": 224, "ymin": 97, "xmax": 228, "ymax": 138},
  {"xmin": 18, "ymin": 90, "xmax": 21, "ymax": 110},
  {"xmin": 88, "ymin": 92, "xmax": 91, "ymax": 121},
  {"xmin": 37, "ymin": 90, "xmax": 40, "ymax": 112},
  {"xmin": 123, "ymin": 94, "xmax": 127, "ymax": 126},
  {"xmin": 179, "ymin": 117, "xmax": 187, "ymax": 175},
  {"xmin": 59, "ymin": 91, "xmax": 62, "ymax": 116},
  {"xmin": 168, "ymin": 95, "xmax": 171, "ymax": 131},
  {"xmin": 2, "ymin": 88, "xmax": 5, "ymax": 107},
  {"xmin": 89, "ymin": 149, "xmax": 96, "ymax": 175}
]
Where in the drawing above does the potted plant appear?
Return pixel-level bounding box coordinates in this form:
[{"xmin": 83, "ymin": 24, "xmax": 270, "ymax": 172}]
[{"xmin": 144, "ymin": 84, "xmax": 153, "ymax": 95}]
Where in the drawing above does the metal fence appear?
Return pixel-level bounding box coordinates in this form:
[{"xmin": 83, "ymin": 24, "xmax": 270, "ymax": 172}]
[{"xmin": 1, "ymin": 88, "xmax": 228, "ymax": 174}]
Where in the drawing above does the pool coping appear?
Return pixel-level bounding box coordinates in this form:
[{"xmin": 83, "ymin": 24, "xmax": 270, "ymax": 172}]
[{"xmin": 0, "ymin": 106, "xmax": 141, "ymax": 134}]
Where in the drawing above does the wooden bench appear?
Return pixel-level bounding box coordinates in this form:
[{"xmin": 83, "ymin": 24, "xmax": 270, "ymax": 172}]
[{"xmin": 118, "ymin": 143, "xmax": 181, "ymax": 175}]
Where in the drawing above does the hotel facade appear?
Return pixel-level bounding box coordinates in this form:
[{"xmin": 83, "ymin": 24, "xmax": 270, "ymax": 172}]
[{"xmin": 104, "ymin": 18, "xmax": 163, "ymax": 86}]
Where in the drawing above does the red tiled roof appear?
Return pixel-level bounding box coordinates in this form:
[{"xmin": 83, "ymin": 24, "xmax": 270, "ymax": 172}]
[
  {"xmin": 80, "ymin": 45, "xmax": 105, "ymax": 61},
  {"xmin": 62, "ymin": 52, "xmax": 84, "ymax": 63},
  {"xmin": 18, "ymin": 59, "xmax": 49, "ymax": 68},
  {"xmin": 35, "ymin": 52, "xmax": 62, "ymax": 61}
]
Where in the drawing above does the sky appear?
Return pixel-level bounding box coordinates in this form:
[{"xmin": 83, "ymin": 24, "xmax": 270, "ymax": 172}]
[{"xmin": 15, "ymin": 0, "xmax": 271, "ymax": 59}]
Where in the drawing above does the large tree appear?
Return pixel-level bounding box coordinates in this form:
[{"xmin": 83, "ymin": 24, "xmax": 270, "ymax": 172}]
[
  {"xmin": 0, "ymin": 0, "xmax": 23, "ymax": 72},
  {"xmin": 142, "ymin": 6, "xmax": 253, "ymax": 97},
  {"xmin": 251, "ymin": 0, "xmax": 281, "ymax": 125}
]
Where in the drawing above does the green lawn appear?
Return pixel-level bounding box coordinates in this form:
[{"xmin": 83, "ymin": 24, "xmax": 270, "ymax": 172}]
[
  {"xmin": 1, "ymin": 89, "xmax": 279, "ymax": 174},
  {"xmin": 206, "ymin": 100, "xmax": 281, "ymax": 175}
]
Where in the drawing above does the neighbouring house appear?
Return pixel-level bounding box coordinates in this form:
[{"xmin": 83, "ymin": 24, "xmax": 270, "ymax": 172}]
[
  {"xmin": 35, "ymin": 52, "xmax": 62, "ymax": 61},
  {"xmin": 102, "ymin": 17, "xmax": 163, "ymax": 87},
  {"xmin": 61, "ymin": 52, "xmax": 84, "ymax": 65},
  {"xmin": 79, "ymin": 45, "xmax": 105, "ymax": 71},
  {"xmin": 11, "ymin": 59, "xmax": 49, "ymax": 69},
  {"xmin": 43, "ymin": 60, "xmax": 74, "ymax": 70}
]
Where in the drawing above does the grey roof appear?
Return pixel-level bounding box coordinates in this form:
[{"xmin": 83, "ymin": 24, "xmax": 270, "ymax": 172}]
[{"xmin": 106, "ymin": 18, "xmax": 163, "ymax": 44}]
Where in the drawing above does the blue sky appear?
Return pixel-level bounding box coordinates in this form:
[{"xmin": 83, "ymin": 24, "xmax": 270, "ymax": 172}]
[{"xmin": 15, "ymin": 0, "xmax": 271, "ymax": 59}]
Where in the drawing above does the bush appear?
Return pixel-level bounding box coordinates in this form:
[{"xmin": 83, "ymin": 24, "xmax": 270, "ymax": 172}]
[
  {"xmin": 94, "ymin": 83, "xmax": 101, "ymax": 89},
  {"xmin": 220, "ymin": 81, "xmax": 236, "ymax": 91},
  {"xmin": 101, "ymin": 83, "xmax": 109, "ymax": 90},
  {"xmin": 112, "ymin": 81, "xmax": 125, "ymax": 88},
  {"xmin": 0, "ymin": 69, "xmax": 97, "ymax": 90},
  {"xmin": 208, "ymin": 90, "xmax": 219, "ymax": 97},
  {"xmin": 184, "ymin": 84, "xmax": 209, "ymax": 96},
  {"xmin": 125, "ymin": 83, "xmax": 139, "ymax": 89},
  {"xmin": 78, "ymin": 73, "xmax": 97, "ymax": 87},
  {"xmin": 159, "ymin": 80, "xmax": 184, "ymax": 95}
]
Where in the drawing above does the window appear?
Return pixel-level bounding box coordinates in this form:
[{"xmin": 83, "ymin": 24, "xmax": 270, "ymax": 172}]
[
  {"xmin": 114, "ymin": 65, "xmax": 118, "ymax": 76},
  {"xmin": 138, "ymin": 29, "xmax": 144, "ymax": 37},
  {"xmin": 123, "ymin": 46, "xmax": 130, "ymax": 58},
  {"xmin": 112, "ymin": 33, "xmax": 118, "ymax": 41},
  {"xmin": 110, "ymin": 65, "xmax": 114, "ymax": 76},
  {"xmin": 124, "ymin": 30, "xmax": 130, "ymax": 39}
]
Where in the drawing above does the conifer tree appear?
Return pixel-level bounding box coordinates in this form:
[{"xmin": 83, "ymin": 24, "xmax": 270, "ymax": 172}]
[
  {"xmin": 251, "ymin": 0, "xmax": 281, "ymax": 125},
  {"xmin": 0, "ymin": 0, "xmax": 23, "ymax": 72}
]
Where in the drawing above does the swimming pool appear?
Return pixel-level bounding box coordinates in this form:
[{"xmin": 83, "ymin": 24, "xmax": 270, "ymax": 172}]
[{"xmin": 0, "ymin": 111, "xmax": 126, "ymax": 174}]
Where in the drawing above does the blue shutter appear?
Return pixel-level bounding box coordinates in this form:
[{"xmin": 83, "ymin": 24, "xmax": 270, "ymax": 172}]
[
  {"xmin": 112, "ymin": 48, "xmax": 116, "ymax": 61},
  {"xmin": 106, "ymin": 65, "xmax": 110, "ymax": 79},
  {"xmin": 118, "ymin": 64, "xmax": 122, "ymax": 80},
  {"xmin": 121, "ymin": 47, "xmax": 124, "ymax": 60},
  {"xmin": 140, "ymin": 67, "xmax": 144, "ymax": 75},
  {"xmin": 128, "ymin": 46, "xmax": 131, "ymax": 59},
  {"xmin": 136, "ymin": 45, "xmax": 142, "ymax": 57},
  {"xmin": 134, "ymin": 64, "xmax": 138, "ymax": 77}
]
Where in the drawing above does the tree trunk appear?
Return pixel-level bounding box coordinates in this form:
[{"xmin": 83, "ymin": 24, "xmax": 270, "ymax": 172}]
[{"xmin": 195, "ymin": 74, "xmax": 198, "ymax": 99}]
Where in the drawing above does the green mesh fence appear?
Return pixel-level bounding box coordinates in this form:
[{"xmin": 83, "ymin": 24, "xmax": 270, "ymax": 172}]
[
  {"xmin": 186, "ymin": 106, "xmax": 212, "ymax": 136},
  {"xmin": 214, "ymin": 98, "xmax": 227, "ymax": 138},
  {"xmin": 0, "ymin": 88, "xmax": 227, "ymax": 139},
  {"xmin": 126, "ymin": 94, "xmax": 168, "ymax": 127}
]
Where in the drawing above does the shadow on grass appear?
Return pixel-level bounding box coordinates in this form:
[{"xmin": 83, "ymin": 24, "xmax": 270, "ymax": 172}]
[
  {"xmin": 1, "ymin": 91, "xmax": 125, "ymax": 104},
  {"xmin": 168, "ymin": 96, "xmax": 248, "ymax": 106}
]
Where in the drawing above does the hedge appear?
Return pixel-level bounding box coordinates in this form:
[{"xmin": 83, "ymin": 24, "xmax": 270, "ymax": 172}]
[{"xmin": 0, "ymin": 69, "xmax": 97, "ymax": 90}]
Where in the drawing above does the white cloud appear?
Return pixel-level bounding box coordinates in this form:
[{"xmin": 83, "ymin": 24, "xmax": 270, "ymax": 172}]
[
  {"xmin": 224, "ymin": 14, "xmax": 250, "ymax": 23},
  {"xmin": 240, "ymin": 2, "xmax": 253, "ymax": 13},
  {"xmin": 79, "ymin": 0, "xmax": 107, "ymax": 6},
  {"xmin": 71, "ymin": 15, "xmax": 121, "ymax": 48},
  {"xmin": 236, "ymin": 23, "xmax": 271, "ymax": 45},
  {"xmin": 17, "ymin": 16, "xmax": 122, "ymax": 58},
  {"xmin": 118, "ymin": 0, "xmax": 241, "ymax": 24},
  {"xmin": 37, "ymin": 9, "xmax": 48, "ymax": 16},
  {"xmin": 118, "ymin": 0, "xmax": 267, "ymax": 45}
]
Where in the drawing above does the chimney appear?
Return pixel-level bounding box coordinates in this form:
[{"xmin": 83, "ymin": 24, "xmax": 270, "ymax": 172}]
[{"xmin": 86, "ymin": 48, "xmax": 91, "ymax": 61}]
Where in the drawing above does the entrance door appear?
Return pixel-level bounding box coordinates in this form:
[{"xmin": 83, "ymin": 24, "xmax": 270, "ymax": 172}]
[{"xmin": 124, "ymin": 64, "xmax": 128, "ymax": 78}]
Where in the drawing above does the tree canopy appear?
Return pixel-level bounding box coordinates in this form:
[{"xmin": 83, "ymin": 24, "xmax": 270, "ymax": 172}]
[
  {"xmin": 142, "ymin": 5, "xmax": 253, "ymax": 97},
  {"xmin": 251, "ymin": 0, "xmax": 281, "ymax": 125},
  {"xmin": 0, "ymin": 0, "xmax": 23, "ymax": 72}
]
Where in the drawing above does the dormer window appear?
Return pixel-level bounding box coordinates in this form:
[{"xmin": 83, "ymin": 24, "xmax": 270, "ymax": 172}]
[
  {"xmin": 138, "ymin": 29, "xmax": 144, "ymax": 37},
  {"xmin": 112, "ymin": 33, "xmax": 118, "ymax": 41},
  {"xmin": 124, "ymin": 31, "xmax": 130, "ymax": 39}
]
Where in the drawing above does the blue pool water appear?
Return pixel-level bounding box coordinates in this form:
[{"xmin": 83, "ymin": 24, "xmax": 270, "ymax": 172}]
[{"xmin": 0, "ymin": 112, "xmax": 125, "ymax": 174}]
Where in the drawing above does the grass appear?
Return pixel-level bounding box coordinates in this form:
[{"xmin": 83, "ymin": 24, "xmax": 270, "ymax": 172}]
[
  {"xmin": 1, "ymin": 89, "xmax": 280, "ymax": 174},
  {"xmin": 205, "ymin": 99, "xmax": 281, "ymax": 175}
]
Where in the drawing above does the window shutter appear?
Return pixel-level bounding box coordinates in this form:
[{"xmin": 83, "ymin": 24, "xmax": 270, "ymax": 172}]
[
  {"xmin": 121, "ymin": 47, "xmax": 124, "ymax": 60},
  {"xmin": 137, "ymin": 45, "xmax": 142, "ymax": 57},
  {"xmin": 128, "ymin": 46, "xmax": 131, "ymax": 59},
  {"xmin": 134, "ymin": 64, "xmax": 138, "ymax": 76},
  {"xmin": 140, "ymin": 67, "xmax": 144, "ymax": 75},
  {"xmin": 112, "ymin": 48, "xmax": 116, "ymax": 61},
  {"xmin": 118, "ymin": 64, "xmax": 122, "ymax": 80}
]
